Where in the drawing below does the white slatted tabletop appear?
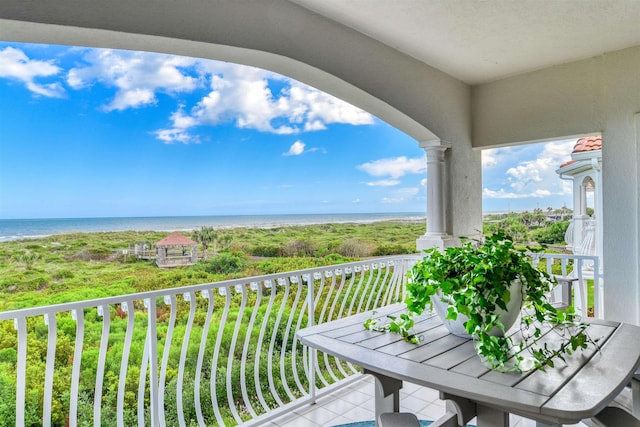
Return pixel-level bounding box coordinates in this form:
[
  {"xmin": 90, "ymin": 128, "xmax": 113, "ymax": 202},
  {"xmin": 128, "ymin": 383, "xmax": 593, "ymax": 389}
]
[{"xmin": 298, "ymin": 303, "xmax": 640, "ymax": 426}]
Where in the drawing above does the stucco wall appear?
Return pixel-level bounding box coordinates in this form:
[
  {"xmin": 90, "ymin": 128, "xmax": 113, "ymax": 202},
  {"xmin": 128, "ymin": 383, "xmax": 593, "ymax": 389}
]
[{"xmin": 472, "ymin": 46, "xmax": 640, "ymax": 324}]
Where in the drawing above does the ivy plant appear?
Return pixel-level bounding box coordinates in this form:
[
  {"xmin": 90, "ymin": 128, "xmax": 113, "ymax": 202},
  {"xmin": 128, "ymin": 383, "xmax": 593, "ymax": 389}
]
[{"xmin": 365, "ymin": 231, "xmax": 598, "ymax": 372}]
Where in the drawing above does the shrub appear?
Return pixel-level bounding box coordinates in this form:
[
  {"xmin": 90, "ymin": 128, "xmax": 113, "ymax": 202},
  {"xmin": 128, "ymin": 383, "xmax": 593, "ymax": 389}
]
[
  {"xmin": 0, "ymin": 348, "xmax": 17, "ymax": 365},
  {"xmin": 337, "ymin": 239, "xmax": 375, "ymax": 258},
  {"xmin": 373, "ymin": 244, "xmax": 414, "ymax": 256},
  {"xmin": 249, "ymin": 245, "xmax": 280, "ymax": 257},
  {"xmin": 282, "ymin": 240, "xmax": 317, "ymax": 257},
  {"xmin": 202, "ymin": 253, "xmax": 247, "ymax": 275},
  {"xmin": 533, "ymin": 221, "xmax": 570, "ymax": 244},
  {"xmin": 52, "ymin": 269, "xmax": 75, "ymax": 280}
]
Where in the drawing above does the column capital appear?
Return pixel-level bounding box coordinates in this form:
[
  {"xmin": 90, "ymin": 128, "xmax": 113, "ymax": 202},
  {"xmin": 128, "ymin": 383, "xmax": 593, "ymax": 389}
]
[{"xmin": 419, "ymin": 139, "xmax": 452, "ymax": 151}]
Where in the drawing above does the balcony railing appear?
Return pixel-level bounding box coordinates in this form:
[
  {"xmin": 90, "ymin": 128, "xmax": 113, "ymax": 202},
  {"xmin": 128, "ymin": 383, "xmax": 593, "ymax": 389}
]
[
  {"xmin": 0, "ymin": 255, "xmax": 418, "ymax": 427},
  {"xmin": 528, "ymin": 252, "xmax": 603, "ymax": 318},
  {"xmin": 0, "ymin": 252, "xmax": 602, "ymax": 426}
]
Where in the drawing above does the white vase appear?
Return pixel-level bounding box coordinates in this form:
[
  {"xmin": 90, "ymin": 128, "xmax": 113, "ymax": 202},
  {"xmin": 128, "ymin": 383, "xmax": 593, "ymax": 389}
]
[{"xmin": 431, "ymin": 279, "xmax": 523, "ymax": 338}]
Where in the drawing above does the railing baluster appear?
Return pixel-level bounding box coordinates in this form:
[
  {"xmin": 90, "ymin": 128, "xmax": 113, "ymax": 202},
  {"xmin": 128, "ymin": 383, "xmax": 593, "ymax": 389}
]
[
  {"xmin": 324, "ymin": 270, "xmax": 351, "ymax": 379},
  {"xmin": 226, "ymin": 284, "xmax": 247, "ymax": 424},
  {"xmin": 94, "ymin": 304, "xmax": 110, "ymax": 426},
  {"xmin": 306, "ymin": 273, "xmax": 317, "ymax": 403},
  {"xmin": 267, "ymin": 279, "xmax": 287, "ymax": 407},
  {"xmin": 576, "ymin": 259, "xmax": 586, "ymax": 315},
  {"xmin": 253, "ymin": 280, "xmax": 275, "ymax": 412},
  {"xmin": 117, "ymin": 300, "xmax": 135, "ymax": 427},
  {"xmin": 356, "ymin": 264, "xmax": 374, "ymax": 313},
  {"xmin": 210, "ymin": 287, "xmax": 230, "ymax": 426},
  {"xmin": 374, "ymin": 262, "xmax": 391, "ymax": 308},
  {"xmin": 346, "ymin": 265, "xmax": 365, "ymax": 316},
  {"xmin": 363, "ymin": 264, "xmax": 382, "ymax": 311},
  {"xmin": 177, "ymin": 292, "xmax": 196, "ymax": 427},
  {"xmin": 158, "ymin": 295, "xmax": 176, "ymax": 427},
  {"xmin": 327, "ymin": 268, "xmax": 347, "ymax": 324},
  {"xmin": 146, "ymin": 298, "xmax": 160, "ymax": 427},
  {"xmin": 291, "ymin": 275, "xmax": 314, "ymax": 392},
  {"xmin": 195, "ymin": 289, "xmax": 214, "ymax": 426},
  {"xmin": 14, "ymin": 317, "xmax": 27, "ymax": 427},
  {"xmin": 42, "ymin": 313, "xmax": 57, "ymax": 427},
  {"xmin": 69, "ymin": 309, "xmax": 84, "ymax": 427},
  {"xmin": 138, "ymin": 323, "xmax": 150, "ymax": 427},
  {"xmin": 279, "ymin": 277, "xmax": 302, "ymax": 400},
  {"xmin": 240, "ymin": 282, "xmax": 261, "ymax": 418},
  {"xmin": 318, "ymin": 270, "xmax": 336, "ymax": 324},
  {"xmin": 337, "ymin": 268, "xmax": 356, "ymax": 319}
]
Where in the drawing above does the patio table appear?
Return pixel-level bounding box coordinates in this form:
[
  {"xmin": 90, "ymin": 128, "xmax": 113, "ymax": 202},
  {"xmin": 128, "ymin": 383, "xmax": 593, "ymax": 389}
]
[{"xmin": 298, "ymin": 303, "xmax": 640, "ymax": 427}]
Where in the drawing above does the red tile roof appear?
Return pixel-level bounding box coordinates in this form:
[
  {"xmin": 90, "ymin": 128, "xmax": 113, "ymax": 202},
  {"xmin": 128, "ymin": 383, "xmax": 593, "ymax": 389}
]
[
  {"xmin": 572, "ymin": 135, "xmax": 602, "ymax": 153},
  {"xmin": 558, "ymin": 136, "xmax": 601, "ymax": 168},
  {"xmin": 156, "ymin": 232, "xmax": 196, "ymax": 247}
]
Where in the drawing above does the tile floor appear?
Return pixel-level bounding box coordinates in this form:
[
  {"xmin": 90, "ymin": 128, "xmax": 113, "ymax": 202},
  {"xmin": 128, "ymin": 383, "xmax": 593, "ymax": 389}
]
[{"xmin": 267, "ymin": 375, "xmax": 589, "ymax": 427}]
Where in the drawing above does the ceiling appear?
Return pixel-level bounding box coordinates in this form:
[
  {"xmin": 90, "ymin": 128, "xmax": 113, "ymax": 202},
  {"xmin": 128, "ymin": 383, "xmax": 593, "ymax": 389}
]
[{"xmin": 290, "ymin": 0, "xmax": 640, "ymax": 85}]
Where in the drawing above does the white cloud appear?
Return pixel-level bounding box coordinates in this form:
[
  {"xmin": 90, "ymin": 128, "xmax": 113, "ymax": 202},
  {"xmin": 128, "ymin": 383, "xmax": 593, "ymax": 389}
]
[
  {"xmin": 155, "ymin": 128, "xmax": 199, "ymax": 144},
  {"xmin": 67, "ymin": 49, "xmax": 199, "ymax": 111},
  {"xmin": 381, "ymin": 187, "xmax": 419, "ymax": 204},
  {"xmin": 4, "ymin": 45, "xmax": 375, "ymax": 143},
  {"xmin": 365, "ymin": 179, "xmax": 400, "ymax": 187},
  {"xmin": 157, "ymin": 62, "xmax": 375, "ymax": 142},
  {"xmin": 483, "ymin": 140, "xmax": 575, "ymax": 199},
  {"xmin": 482, "ymin": 188, "xmax": 552, "ymax": 199},
  {"xmin": 352, "ymin": 198, "xmax": 361, "ymax": 203},
  {"xmin": 482, "ymin": 150, "xmax": 498, "ymax": 168},
  {"xmin": 284, "ymin": 141, "xmax": 306, "ymax": 156},
  {"xmin": 481, "ymin": 147, "xmax": 513, "ymax": 168},
  {"xmin": 0, "ymin": 47, "xmax": 65, "ymax": 97},
  {"xmin": 357, "ymin": 156, "xmax": 425, "ymax": 179}
]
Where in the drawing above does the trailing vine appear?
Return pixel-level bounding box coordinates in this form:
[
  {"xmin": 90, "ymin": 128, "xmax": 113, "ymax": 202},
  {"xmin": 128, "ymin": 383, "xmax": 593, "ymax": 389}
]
[{"xmin": 365, "ymin": 231, "xmax": 598, "ymax": 372}]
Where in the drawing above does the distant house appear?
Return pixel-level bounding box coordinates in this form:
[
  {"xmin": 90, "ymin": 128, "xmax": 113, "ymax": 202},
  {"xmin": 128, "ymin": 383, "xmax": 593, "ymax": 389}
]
[{"xmin": 155, "ymin": 232, "xmax": 198, "ymax": 268}]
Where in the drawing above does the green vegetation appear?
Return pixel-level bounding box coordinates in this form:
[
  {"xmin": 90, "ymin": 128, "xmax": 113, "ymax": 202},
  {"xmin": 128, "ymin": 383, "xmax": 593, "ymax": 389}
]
[
  {"xmin": 0, "ymin": 221, "xmax": 423, "ymax": 311},
  {"xmin": 483, "ymin": 207, "xmax": 572, "ymax": 245},
  {"xmin": 0, "ymin": 213, "xmax": 575, "ymax": 312}
]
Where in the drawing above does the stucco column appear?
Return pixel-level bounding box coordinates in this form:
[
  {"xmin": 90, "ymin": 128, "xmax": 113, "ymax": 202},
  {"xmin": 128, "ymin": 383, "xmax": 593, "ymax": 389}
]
[{"xmin": 417, "ymin": 140, "xmax": 457, "ymax": 251}]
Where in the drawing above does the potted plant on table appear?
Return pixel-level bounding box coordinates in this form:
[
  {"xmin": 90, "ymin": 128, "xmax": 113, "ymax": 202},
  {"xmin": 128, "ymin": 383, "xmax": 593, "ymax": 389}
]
[{"xmin": 365, "ymin": 231, "xmax": 597, "ymax": 372}]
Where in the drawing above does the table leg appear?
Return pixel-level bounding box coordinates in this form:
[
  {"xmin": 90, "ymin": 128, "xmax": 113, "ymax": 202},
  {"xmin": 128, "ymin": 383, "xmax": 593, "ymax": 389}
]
[
  {"xmin": 363, "ymin": 369, "xmax": 402, "ymax": 426},
  {"xmin": 476, "ymin": 404, "xmax": 509, "ymax": 427}
]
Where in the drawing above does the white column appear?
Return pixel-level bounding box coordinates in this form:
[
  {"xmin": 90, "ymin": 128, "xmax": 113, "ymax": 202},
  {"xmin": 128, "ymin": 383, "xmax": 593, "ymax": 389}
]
[
  {"xmin": 417, "ymin": 140, "xmax": 458, "ymax": 251},
  {"xmin": 571, "ymin": 178, "xmax": 587, "ymax": 255}
]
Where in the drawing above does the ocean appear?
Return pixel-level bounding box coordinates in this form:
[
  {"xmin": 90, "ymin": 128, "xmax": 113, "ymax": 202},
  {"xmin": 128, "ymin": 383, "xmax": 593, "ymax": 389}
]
[{"xmin": 0, "ymin": 213, "xmax": 425, "ymax": 242}]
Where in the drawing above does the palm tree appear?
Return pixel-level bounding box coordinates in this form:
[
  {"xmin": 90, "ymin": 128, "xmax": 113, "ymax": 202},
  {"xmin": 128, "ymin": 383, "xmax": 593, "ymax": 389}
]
[
  {"xmin": 220, "ymin": 234, "xmax": 232, "ymax": 251},
  {"xmin": 193, "ymin": 226, "xmax": 218, "ymax": 259}
]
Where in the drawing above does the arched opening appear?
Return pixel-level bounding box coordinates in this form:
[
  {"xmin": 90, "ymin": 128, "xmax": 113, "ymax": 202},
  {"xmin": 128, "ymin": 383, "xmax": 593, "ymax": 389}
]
[{"xmin": 0, "ymin": 42, "xmax": 432, "ymax": 220}]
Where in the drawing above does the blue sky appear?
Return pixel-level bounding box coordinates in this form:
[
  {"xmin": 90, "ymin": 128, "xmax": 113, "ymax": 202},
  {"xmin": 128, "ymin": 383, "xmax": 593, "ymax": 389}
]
[{"xmin": 0, "ymin": 42, "xmax": 576, "ymax": 219}]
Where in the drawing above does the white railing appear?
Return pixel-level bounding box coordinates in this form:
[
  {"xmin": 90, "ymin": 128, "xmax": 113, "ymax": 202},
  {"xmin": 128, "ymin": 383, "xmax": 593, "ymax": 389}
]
[
  {"xmin": 528, "ymin": 253, "xmax": 603, "ymax": 319},
  {"xmin": 0, "ymin": 255, "xmax": 419, "ymax": 427}
]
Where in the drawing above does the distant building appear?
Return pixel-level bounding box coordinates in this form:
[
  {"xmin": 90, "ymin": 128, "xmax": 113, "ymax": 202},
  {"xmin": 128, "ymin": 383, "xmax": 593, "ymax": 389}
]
[
  {"xmin": 556, "ymin": 135, "xmax": 602, "ymax": 272},
  {"xmin": 155, "ymin": 232, "xmax": 198, "ymax": 268}
]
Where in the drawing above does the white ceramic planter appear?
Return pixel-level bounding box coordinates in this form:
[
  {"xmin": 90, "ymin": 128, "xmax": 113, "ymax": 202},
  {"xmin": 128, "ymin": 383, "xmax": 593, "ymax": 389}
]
[{"xmin": 431, "ymin": 279, "xmax": 523, "ymax": 338}]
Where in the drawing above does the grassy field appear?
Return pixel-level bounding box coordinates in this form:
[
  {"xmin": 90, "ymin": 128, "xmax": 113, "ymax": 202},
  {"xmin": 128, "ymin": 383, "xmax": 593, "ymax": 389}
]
[{"xmin": 0, "ymin": 221, "xmax": 424, "ymax": 311}]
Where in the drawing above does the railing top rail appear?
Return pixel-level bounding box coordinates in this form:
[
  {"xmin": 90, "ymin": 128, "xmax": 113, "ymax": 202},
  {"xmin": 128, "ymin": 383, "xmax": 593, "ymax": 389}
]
[
  {"xmin": 526, "ymin": 252, "xmax": 599, "ymax": 261},
  {"xmin": 0, "ymin": 254, "xmax": 419, "ymax": 320}
]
